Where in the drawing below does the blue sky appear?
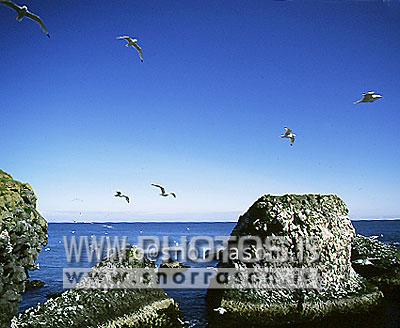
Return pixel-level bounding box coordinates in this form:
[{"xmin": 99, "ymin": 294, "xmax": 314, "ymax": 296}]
[{"xmin": 1, "ymin": 0, "xmax": 399, "ymax": 221}]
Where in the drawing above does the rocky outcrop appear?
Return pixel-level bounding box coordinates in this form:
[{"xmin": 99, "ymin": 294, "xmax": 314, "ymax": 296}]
[
  {"xmin": 207, "ymin": 194, "xmax": 382, "ymax": 327},
  {"xmin": 352, "ymin": 235, "xmax": 400, "ymax": 295},
  {"xmin": 160, "ymin": 259, "xmax": 190, "ymax": 269},
  {"xmin": 12, "ymin": 246, "xmax": 184, "ymax": 328},
  {"xmin": 25, "ymin": 280, "xmax": 45, "ymax": 291},
  {"xmin": 0, "ymin": 170, "xmax": 47, "ymax": 327}
]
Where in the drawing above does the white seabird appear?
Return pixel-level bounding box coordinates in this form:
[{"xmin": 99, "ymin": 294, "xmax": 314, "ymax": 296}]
[
  {"xmin": 0, "ymin": 0, "xmax": 50, "ymax": 37},
  {"xmin": 354, "ymin": 91, "xmax": 383, "ymax": 104},
  {"xmin": 151, "ymin": 183, "xmax": 176, "ymax": 198},
  {"xmin": 117, "ymin": 35, "xmax": 143, "ymax": 62},
  {"xmin": 280, "ymin": 127, "xmax": 296, "ymax": 146}
]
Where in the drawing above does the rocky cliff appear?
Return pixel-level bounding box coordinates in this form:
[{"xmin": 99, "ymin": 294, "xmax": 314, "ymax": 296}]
[{"xmin": 0, "ymin": 170, "xmax": 48, "ymax": 327}]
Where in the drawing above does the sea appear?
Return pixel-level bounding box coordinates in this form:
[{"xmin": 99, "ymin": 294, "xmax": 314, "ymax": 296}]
[{"xmin": 20, "ymin": 221, "xmax": 400, "ymax": 327}]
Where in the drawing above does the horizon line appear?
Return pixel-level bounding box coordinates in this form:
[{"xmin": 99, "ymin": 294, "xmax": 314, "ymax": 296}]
[
  {"xmin": 45, "ymin": 218, "xmax": 400, "ymax": 223},
  {"xmin": 41, "ymin": 210, "xmax": 400, "ymax": 223}
]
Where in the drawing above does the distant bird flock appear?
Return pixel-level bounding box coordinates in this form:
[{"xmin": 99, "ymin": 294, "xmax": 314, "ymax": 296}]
[
  {"xmin": 0, "ymin": 0, "xmax": 386, "ymax": 209},
  {"xmin": 0, "ymin": 0, "xmax": 384, "ymax": 150}
]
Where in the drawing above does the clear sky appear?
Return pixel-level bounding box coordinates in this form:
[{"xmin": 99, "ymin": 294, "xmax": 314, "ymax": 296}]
[{"xmin": 1, "ymin": 0, "xmax": 399, "ymax": 222}]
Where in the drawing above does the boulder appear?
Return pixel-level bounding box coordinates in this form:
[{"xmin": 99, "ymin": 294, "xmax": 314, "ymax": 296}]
[
  {"xmin": 207, "ymin": 194, "xmax": 382, "ymax": 327},
  {"xmin": 25, "ymin": 280, "xmax": 45, "ymax": 291}
]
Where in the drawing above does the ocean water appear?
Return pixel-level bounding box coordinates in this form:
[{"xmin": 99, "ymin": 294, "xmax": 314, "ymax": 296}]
[{"xmin": 20, "ymin": 221, "xmax": 400, "ymax": 327}]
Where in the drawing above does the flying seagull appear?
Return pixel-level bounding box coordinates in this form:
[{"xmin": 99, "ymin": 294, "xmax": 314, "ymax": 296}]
[
  {"xmin": 114, "ymin": 191, "xmax": 130, "ymax": 203},
  {"xmin": 281, "ymin": 127, "xmax": 296, "ymax": 146},
  {"xmin": 151, "ymin": 184, "xmax": 176, "ymax": 198},
  {"xmin": 354, "ymin": 91, "xmax": 383, "ymax": 104},
  {"xmin": 117, "ymin": 36, "xmax": 143, "ymax": 62},
  {"xmin": 0, "ymin": 0, "xmax": 50, "ymax": 37}
]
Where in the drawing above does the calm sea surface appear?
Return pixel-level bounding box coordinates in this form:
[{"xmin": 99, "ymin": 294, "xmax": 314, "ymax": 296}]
[{"xmin": 20, "ymin": 221, "xmax": 400, "ymax": 327}]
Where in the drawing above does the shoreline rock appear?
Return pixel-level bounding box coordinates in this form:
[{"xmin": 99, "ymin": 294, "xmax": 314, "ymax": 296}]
[
  {"xmin": 24, "ymin": 280, "xmax": 45, "ymax": 291},
  {"xmin": 210, "ymin": 288, "xmax": 382, "ymax": 327},
  {"xmin": 160, "ymin": 259, "xmax": 190, "ymax": 270},
  {"xmin": 352, "ymin": 234, "xmax": 400, "ymax": 297},
  {"xmin": 12, "ymin": 246, "xmax": 184, "ymax": 328}
]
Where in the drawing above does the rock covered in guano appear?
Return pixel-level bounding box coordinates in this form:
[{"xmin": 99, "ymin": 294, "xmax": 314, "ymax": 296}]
[
  {"xmin": 231, "ymin": 194, "xmax": 359, "ymax": 291},
  {"xmin": 208, "ymin": 194, "xmax": 382, "ymax": 327}
]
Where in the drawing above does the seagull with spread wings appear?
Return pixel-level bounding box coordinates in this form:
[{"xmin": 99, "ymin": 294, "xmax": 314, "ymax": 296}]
[
  {"xmin": 151, "ymin": 184, "xmax": 176, "ymax": 198},
  {"xmin": 354, "ymin": 91, "xmax": 383, "ymax": 104},
  {"xmin": 0, "ymin": 0, "xmax": 50, "ymax": 37},
  {"xmin": 281, "ymin": 127, "xmax": 296, "ymax": 146},
  {"xmin": 117, "ymin": 35, "xmax": 143, "ymax": 62},
  {"xmin": 114, "ymin": 191, "xmax": 130, "ymax": 203}
]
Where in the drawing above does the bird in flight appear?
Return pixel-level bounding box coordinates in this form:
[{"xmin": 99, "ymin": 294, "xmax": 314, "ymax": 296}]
[
  {"xmin": 151, "ymin": 184, "xmax": 176, "ymax": 198},
  {"xmin": 281, "ymin": 127, "xmax": 296, "ymax": 146},
  {"xmin": 0, "ymin": 0, "xmax": 50, "ymax": 38},
  {"xmin": 114, "ymin": 191, "xmax": 130, "ymax": 203},
  {"xmin": 117, "ymin": 36, "xmax": 144, "ymax": 62},
  {"xmin": 354, "ymin": 91, "xmax": 383, "ymax": 104}
]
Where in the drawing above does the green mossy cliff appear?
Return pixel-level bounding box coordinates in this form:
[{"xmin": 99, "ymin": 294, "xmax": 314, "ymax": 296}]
[{"xmin": 0, "ymin": 170, "xmax": 48, "ymax": 327}]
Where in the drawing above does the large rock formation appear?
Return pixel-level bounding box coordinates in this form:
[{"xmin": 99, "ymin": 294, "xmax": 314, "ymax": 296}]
[
  {"xmin": 0, "ymin": 170, "xmax": 48, "ymax": 327},
  {"xmin": 208, "ymin": 194, "xmax": 382, "ymax": 327}
]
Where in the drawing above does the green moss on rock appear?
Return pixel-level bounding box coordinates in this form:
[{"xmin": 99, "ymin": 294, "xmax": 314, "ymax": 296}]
[
  {"xmin": 210, "ymin": 288, "xmax": 382, "ymax": 327},
  {"xmin": 100, "ymin": 299, "xmax": 183, "ymax": 328},
  {"xmin": 0, "ymin": 170, "xmax": 47, "ymax": 327}
]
